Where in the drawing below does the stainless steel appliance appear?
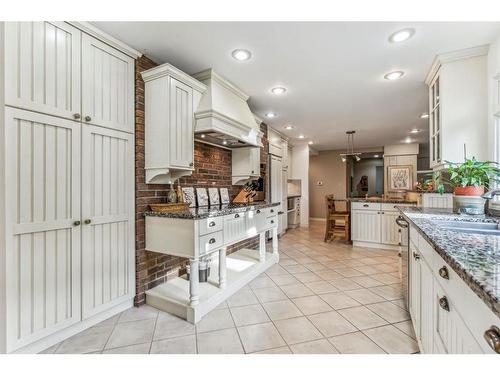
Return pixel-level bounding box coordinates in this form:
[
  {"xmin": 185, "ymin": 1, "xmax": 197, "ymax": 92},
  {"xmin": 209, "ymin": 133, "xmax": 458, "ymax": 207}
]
[
  {"xmin": 287, "ymin": 197, "xmax": 301, "ymax": 229},
  {"xmin": 396, "ymin": 215, "xmax": 409, "ymax": 309}
]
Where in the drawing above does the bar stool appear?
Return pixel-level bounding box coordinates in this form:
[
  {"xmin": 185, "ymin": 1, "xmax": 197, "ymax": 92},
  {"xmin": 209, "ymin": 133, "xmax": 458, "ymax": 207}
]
[{"xmin": 324, "ymin": 194, "xmax": 350, "ymax": 242}]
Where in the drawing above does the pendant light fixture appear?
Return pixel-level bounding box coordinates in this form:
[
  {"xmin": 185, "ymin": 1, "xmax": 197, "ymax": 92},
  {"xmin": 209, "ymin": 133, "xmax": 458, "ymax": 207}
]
[{"xmin": 340, "ymin": 130, "xmax": 362, "ymax": 162}]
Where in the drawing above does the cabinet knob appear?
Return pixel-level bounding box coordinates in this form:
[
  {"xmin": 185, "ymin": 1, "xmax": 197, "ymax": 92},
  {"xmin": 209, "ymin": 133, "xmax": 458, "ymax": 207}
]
[
  {"xmin": 438, "ymin": 266, "xmax": 449, "ymax": 280},
  {"xmin": 251, "ymin": 170, "xmax": 255, "ymax": 174},
  {"xmin": 381, "ymin": 212, "xmax": 385, "ymax": 214},
  {"xmin": 84, "ymin": 115, "xmax": 92, "ymax": 122},
  {"xmin": 73, "ymin": 113, "xmax": 81, "ymax": 120},
  {"xmin": 84, "ymin": 219, "xmax": 92, "ymax": 225},
  {"xmin": 484, "ymin": 326, "xmax": 500, "ymax": 353},
  {"xmin": 271, "ymin": 220, "xmax": 274, "ymax": 224},
  {"xmin": 73, "ymin": 220, "xmax": 81, "ymax": 226},
  {"xmin": 270, "ymin": 209, "xmax": 274, "ymax": 213},
  {"xmin": 439, "ymin": 296, "xmax": 450, "ymax": 311},
  {"xmin": 209, "ymin": 221, "xmax": 216, "ymax": 227},
  {"xmin": 189, "ymin": 162, "xmax": 194, "ymax": 167},
  {"xmin": 209, "ymin": 238, "xmax": 216, "ymax": 244},
  {"xmin": 234, "ymin": 213, "xmax": 240, "ymax": 218},
  {"xmin": 363, "ymin": 204, "xmax": 369, "ymax": 207}
]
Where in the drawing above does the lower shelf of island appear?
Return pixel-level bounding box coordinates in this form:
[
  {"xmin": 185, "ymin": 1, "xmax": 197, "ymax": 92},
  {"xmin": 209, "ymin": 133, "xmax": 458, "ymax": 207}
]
[{"xmin": 146, "ymin": 248, "xmax": 279, "ymax": 323}]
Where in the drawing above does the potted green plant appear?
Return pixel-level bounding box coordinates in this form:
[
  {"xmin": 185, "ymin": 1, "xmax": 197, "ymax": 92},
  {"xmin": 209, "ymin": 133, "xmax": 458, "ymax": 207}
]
[{"xmin": 441, "ymin": 157, "xmax": 500, "ymax": 214}]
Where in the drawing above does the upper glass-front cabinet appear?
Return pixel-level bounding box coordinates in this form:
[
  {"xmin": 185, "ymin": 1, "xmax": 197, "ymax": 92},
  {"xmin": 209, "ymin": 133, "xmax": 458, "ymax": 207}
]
[{"xmin": 429, "ymin": 71, "xmax": 441, "ymax": 168}]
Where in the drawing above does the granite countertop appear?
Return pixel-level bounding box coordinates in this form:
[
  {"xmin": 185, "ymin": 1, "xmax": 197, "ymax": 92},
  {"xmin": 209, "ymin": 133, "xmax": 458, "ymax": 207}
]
[
  {"xmin": 399, "ymin": 206, "xmax": 500, "ymax": 317},
  {"xmin": 144, "ymin": 201, "xmax": 280, "ymax": 220},
  {"xmin": 350, "ymin": 198, "xmax": 417, "ymax": 204}
]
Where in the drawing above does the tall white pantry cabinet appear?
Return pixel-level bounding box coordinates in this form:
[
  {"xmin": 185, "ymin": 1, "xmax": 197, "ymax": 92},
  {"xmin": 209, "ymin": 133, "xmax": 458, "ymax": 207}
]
[{"xmin": 0, "ymin": 21, "xmax": 140, "ymax": 353}]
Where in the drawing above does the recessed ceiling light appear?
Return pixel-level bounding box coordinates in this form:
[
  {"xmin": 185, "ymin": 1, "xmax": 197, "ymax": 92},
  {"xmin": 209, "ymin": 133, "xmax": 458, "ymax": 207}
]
[
  {"xmin": 410, "ymin": 129, "xmax": 421, "ymax": 134},
  {"xmin": 298, "ymin": 135, "xmax": 305, "ymax": 139},
  {"xmin": 222, "ymin": 140, "xmax": 228, "ymax": 145},
  {"xmin": 384, "ymin": 71, "xmax": 405, "ymax": 80},
  {"xmin": 389, "ymin": 28, "xmax": 415, "ymax": 43},
  {"xmin": 284, "ymin": 125, "xmax": 294, "ymax": 130},
  {"xmin": 271, "ymin": 86, "xmax": 287, "ymax": 95},
  {"xmin": 308, "ymin": 141, "xmax": 314, "ymax": 145},
  {"xmin": 374, "ymin": 154, "xmax": 380, "ymax": 158},
  {"xmin": 265, "ymin": 112, "xmax": 277, "ymax": 118},
  {"xmin": 200, "ymin": 134, "xmax": 206, "ymax": 138},
  {"xmin": 420, "ymin": 113, "xmax": 429, "ymax": 119},
  {"xmin": 231, "ymin": 49, "xmax": 252, "ymax": 61},
  {"xmin": 404, "ymin": 137, "xmax": 412, "ymax": 144}
]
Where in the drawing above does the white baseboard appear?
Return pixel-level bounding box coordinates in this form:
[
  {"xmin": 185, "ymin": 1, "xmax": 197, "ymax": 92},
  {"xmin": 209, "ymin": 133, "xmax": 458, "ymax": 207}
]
[{"xmin": 352, "ymin": 240, "xmax": 400, "ymax": 251}]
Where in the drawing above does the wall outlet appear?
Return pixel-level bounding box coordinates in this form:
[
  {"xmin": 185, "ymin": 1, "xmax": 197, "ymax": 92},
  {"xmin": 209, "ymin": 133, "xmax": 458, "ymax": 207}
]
[{"xmin": 316, "ymin": 181, "xmax": 323, "ymax": 186}]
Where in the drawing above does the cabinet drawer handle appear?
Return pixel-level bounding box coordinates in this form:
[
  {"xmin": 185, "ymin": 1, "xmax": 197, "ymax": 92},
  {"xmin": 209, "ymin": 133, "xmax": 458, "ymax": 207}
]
[
  {"xmin": 438, "ymin": 266, "xmax": 449, "ymax": 280},
  {"xmin": 73, "ymin": 113, "xmax": 81, "ymax": 120},
  {"xmin": 234, "ymin": 213, "xmax": 240, "ymax": 218},
  {"xmin": 209, "ymin": 221, "xmax": 216, "ymax": 227},
  {"xmin": 189, "ymin": 162, "xmax": 194, "ymax": 167},
  {"xmin": 73, "ymin": 220, "xmax": 81, "ymax": 226},
  {"xmin": 256, "ymin": 209, "xmax": 261, "ymax": 214},
  {"xmin": 209, "ymin": 238, "xmax": 216, "ymax": 244},
  {"xmin": 270, "ymin": 209, "xmax": 274, "ymax": 213},
  {"xmin": 439, "ymin": 296, "xmax": 450, "ymax": 311},
  {"xmin": 484, "ymin": 326, "xmax": 500, "ymax": 353},
  {"xmin": 413, "ymin": 252, "xmax": 420, "ymax": 260},
  {"xmin": 84, "ymin": 115, "xmax": 92, "ymax": 122},
  {"xmin": 363, "ymin": 204, "xmax": 369, "ymax": 207},
  {"xmin": 271, "ymin": 220, "xmax": 274, "ymax": 224}
]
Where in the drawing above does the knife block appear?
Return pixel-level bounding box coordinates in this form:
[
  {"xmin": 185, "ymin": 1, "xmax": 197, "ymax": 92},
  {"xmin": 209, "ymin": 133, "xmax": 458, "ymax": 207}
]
[{"xmin": 232, "ymin": 188, "xmax": 255, "ymax": 203}]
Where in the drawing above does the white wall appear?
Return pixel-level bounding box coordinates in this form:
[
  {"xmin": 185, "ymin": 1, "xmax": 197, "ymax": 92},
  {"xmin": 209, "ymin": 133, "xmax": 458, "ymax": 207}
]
[
  {"xmin": 488, "ymin": 33, "xmax": 500, "ymax": 162},
  {"xmin": 0, "ymin": 22, "xmax": 6, "ymax": 354},
  {"xmin": 291, "ymin": 143, "xmax": 309, "ymax": 226}
]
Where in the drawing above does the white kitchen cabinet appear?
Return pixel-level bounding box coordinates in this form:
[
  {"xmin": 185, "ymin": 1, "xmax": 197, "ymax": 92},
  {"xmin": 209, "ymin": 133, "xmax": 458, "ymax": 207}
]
[
  {"xmin": 81, "ymin": 34, "xmax": 135, "ymax": 133},
  {"xmin": 419, "ymin": 257, "xmax": 434, "ymax": 353},
  {"xmin": 81, "ymin": 125, "xmax": 135, "ymax": 319},
  {"xmin": 232, "ymin": 147, "xmax": 260, "ymax": 184},
  {"xmin": 421, "ymin": 193, "xmax": 453, "ymax": 209},
  {"xmin": 4, "ymin": 107, "xmax": 82, "ymax": 352},
  {"xmin": 425, "ymin": 47, "xmax": 488, "ymax": 169},
  {"xmin": 223, "ymin": 212, "xmax": 247, "ymax": 244},
  {"xmin": 351, "ymin": 210, "xmax": 381, "ymax": 243},
  {"xmin": 141, "ymin": 63, "xmax": 206, "ymax": 184},
  {"xmin": 380, "ymin": 211, "xmax": 400, "ymax": 245},
  {"xmin": 4, "ymin": 22, "xmax": 82, "ymax": 121},
  {"xmin": 268, "ymin": 128, "xmax": 283, "ymax": 157},
  {"xmin": 281, "ymin": 138, "xmax": 289, "ymax": 170},
  {"xmin": 409, "ymin": 242, "xmax": 421, "ymax": 341}
]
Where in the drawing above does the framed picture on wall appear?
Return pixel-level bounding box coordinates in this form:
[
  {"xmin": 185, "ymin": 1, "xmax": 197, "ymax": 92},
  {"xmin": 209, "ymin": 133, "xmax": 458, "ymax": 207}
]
[{"xmin": 387, "ymin": 165, "xmax": 413, "ymax": 191}]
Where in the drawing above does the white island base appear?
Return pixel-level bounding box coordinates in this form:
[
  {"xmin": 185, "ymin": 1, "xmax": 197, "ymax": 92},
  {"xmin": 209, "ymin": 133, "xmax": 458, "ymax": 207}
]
[{"xmin": 146, "ymin": 248, "xmax": 279, "ymax": 323}]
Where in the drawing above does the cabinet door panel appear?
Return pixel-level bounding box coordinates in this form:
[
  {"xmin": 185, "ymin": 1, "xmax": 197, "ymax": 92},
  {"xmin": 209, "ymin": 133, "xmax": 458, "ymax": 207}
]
[
  {"xmin": 419, "ymin": 259, "xmax": 434, "ymax": 353},
  {"xmin": 82, "ymin": 34, "xmax": 134, "ymax": 133},
  {"xmin": 5, "ymin": 21, "xmax": 81, "ymax": 120},
  {"xmin": 169, "ymin": 78, "xmax": 194, "ymax": 169},
  {"xmin": 81, "ymin": 125, "xmax": 135, "ymax": 319},
  {"xmin": 223, "ymin": 214, "xmax": 246, "ymax": 245},
  {"xmin": 381, "ymin": 211, "xmax": 400, "ymax": 245},
  {"xmin": 5, "ymin": 108, "xmax": 81, "ymax": 352},
  {"xmin": 409, "ymin": 244, "xmax": 421, "ymax": 341},
  {"xmin": 351, "ymin": 210, "xmax": 381, "ymax": 243}
]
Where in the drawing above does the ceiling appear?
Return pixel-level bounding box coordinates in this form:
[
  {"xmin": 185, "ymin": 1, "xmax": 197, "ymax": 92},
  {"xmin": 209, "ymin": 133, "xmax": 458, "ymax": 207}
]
[{"xmin": 93, "ymin": 21, "xmax": 500, "ymax": 151}]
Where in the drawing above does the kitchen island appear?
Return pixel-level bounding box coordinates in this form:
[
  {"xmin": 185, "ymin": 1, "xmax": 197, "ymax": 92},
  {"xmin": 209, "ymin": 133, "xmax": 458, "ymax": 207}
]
[
  {"xmin": 399, "ymin": 207, "xmax": 500, "ymax": 354},
  {"xmin": 144, "ymin": 202, "xmax": 280, "ymax": 323}
]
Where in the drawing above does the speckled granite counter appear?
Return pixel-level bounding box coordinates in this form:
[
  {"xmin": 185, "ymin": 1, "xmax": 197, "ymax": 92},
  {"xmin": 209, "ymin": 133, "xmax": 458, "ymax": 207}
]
[
  {"xmin": 399, "ymin": 206, "xmax": 500, "ymax": 317},
  {"xmin": 350, "ymin": 198, "xmax": 417, "ymax": 204},
  {"xmin": 144, "ymin": 201, "xmax": 280, "ymax": 220}
]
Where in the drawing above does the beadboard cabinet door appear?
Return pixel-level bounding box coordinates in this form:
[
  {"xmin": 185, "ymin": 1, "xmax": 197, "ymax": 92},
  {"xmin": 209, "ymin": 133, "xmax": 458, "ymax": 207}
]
[
  {"xmin": 381, "ymin": 211, "xmax": 400, "ymax": 245},
  {"xmin": 81, "ymin": 34, "xmax": 135, "ymax": 134},
  {"xmin": 169, "ymin": 77, "xmax": 194, "ymax": 169},
  {"xmin": 409, "ymin": 244, "xmax": 421, "ymax": 341},
  {"xmin": 81, "ymin": 124, "xmax": 135, "ymax": 319},
  {"xmin": 4, "ymin": 108, "xmax": 81, "ymax": 352},
  {"xmin": 351, "ymin": 210, "xmax": 381, "ymax": 243},
  {"xmin": 419, "ymin": 258, "xmax": 434, "ymax": 353},
  {"xmin": 5, "ymin": 21, "xmax": 81, "ymax": 120}
]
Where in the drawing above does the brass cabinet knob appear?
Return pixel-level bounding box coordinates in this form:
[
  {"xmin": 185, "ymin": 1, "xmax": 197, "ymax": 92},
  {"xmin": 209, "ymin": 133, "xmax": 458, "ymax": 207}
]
[
  {"xmin": 84, "ymin": 115, "xmax": 92, "ymax": 122},
  {"xmin": 439, "ymin": 296, "xmax": 450, "ymax": 311},
  {"xmin": 484, "ymin": 326, "xmax": 500, "ymax": 353},
  {"xmin": 438, "ymin": 266, "xmax": 449, "ymax": 280},
  {"xmin": 209, "ymin": 238, "xmax": 216, "ymax": 244},
  {"xmin": 73, "ymin": 220, "xmax": 81, "ymax": 226},
  {"xmin": 84, "ymin": 219, "xmax": 92, "ymax": 225},
  {"xmin": 73, "ymin": 113, "xmax": 81, "ymax": 120}
]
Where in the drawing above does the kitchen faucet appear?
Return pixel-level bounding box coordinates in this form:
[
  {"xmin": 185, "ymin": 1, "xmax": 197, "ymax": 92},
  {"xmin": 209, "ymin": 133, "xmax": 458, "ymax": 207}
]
[{"xmin": 481, "ymin": 189, "xmax": 500, "ymax": 216}]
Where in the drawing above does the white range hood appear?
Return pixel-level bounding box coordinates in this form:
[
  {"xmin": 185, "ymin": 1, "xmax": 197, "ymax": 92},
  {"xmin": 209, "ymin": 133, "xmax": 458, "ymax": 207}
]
[{"xmin": 192, "ymin": 69, "xmax": 263, "ymax": 148}]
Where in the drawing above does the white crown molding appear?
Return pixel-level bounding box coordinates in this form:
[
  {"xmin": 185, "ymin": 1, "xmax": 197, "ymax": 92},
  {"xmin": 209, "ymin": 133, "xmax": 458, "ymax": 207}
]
[
  {"xmin": 193, "ymin": 69, "xmax": 249, "ymax": 101},
  {"xmin": 425, "ymin": 44, "xmax": 489, "ymax": 85},
  {"xmin": 269, "ymin": 125, "xmax": 289, "ymax": 141},
  {"xmin": 141, "ymin": 63, "xmax": 207, "ymax": 93},
  {"xmin": 67, "ymin": 21, "xmax": 142, "ymax": 58}
]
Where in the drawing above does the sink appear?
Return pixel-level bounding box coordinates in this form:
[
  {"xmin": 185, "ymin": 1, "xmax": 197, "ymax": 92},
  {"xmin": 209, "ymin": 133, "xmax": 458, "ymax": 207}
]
[{"xmin": 435, "ymin": 220, "xmax": 500, "ymax": 236}]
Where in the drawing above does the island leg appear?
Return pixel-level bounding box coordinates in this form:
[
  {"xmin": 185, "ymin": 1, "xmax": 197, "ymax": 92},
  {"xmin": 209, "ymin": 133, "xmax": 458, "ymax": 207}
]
[
  {"xmin": 189, "ymin": 259, "xmax": 200, "ymax": 306},
  {"xmin": 259, "ymin": 232, "xmax": 266, "ymax": 262},
  {"xmin": 219, "ymin": 247, "xmax": 227, "ymax": 289},
  {"xmin": 272, "ymin": 227, "xmax": 279, "ymax": 256}
]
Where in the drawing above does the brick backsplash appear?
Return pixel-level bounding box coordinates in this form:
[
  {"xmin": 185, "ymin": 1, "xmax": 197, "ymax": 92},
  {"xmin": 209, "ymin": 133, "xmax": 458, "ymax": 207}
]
[{"xmin": 134, "ymin": 55, "xmax": 269, "ymax": 305}]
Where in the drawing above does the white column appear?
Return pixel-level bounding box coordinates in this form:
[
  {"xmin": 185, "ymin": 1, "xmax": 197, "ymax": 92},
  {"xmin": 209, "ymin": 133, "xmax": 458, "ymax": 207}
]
[
  {"xmin": 272, "ymin": 227, "xmax": 279, "ymax": 255},
  {"xmin": 189, "ymin": 259, "xmax": 200, "ymax": 306},
  {"xmin": 218, "ymin": 247, "xmax": 227, "ymax": 289},
  {"xmin": 259, "ymin": 232, "xmax": 266, "ymax": 262}
]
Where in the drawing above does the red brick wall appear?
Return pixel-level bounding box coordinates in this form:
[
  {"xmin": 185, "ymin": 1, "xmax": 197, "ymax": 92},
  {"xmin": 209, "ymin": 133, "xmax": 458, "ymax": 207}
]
[{"xmin": 134, "ymin": 55, "xmax": 268, "ymax": 305}]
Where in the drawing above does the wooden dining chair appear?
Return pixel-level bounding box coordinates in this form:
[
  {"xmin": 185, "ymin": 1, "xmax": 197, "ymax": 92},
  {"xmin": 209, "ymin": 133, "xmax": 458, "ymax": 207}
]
[{"xmin": 324, "ymin": 194, "xmax": 350, "ymax": 242}]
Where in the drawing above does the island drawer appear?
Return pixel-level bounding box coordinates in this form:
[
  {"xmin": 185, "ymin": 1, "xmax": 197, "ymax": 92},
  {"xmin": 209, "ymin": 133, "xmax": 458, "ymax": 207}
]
[
  {"xmin": 351, "ymin": 202, "xmax": 381, "ymax": 211},
  {"xmin": 198, "ymin": 216, "xmax": 223, "ymax": 235},
  {"xmin": 267, "ymin": 216, "xmax": 278, "ymax": 228},
  {"xmin": 198, "ymin": 231, "xmax": 223, "ymax": 255}
]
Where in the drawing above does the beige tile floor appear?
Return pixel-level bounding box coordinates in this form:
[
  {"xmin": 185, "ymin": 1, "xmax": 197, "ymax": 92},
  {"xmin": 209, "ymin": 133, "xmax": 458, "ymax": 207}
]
[{"xmin": 41, "ymin": 222, "xmax": 418, "ymax": 354}]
